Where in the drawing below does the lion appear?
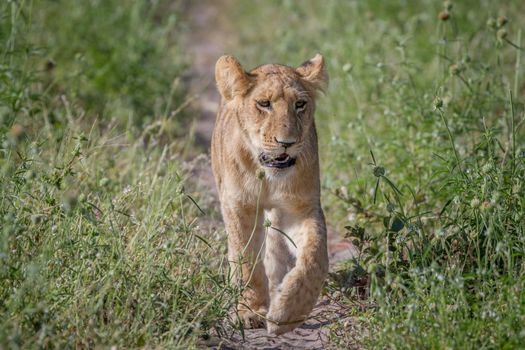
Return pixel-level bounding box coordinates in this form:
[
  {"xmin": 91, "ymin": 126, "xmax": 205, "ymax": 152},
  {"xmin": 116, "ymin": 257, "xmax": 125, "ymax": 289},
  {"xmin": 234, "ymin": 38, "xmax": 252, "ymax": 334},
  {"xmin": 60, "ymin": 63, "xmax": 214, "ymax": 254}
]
[{"xmin": 211, "ymin": 54, "xmax": 329, "ymax": 335}]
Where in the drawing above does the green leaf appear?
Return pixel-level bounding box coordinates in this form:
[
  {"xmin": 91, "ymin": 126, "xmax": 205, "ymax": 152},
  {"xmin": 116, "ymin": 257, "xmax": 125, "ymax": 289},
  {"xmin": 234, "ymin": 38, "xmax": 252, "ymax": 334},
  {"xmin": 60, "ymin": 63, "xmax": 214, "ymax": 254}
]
[
  {"xmin": 391, "ymin": 217, "xmax": 404, "ymax": 232},
  {"xmin": 383, "ymin": 216, "xmax": 390, "ymax": 229}
]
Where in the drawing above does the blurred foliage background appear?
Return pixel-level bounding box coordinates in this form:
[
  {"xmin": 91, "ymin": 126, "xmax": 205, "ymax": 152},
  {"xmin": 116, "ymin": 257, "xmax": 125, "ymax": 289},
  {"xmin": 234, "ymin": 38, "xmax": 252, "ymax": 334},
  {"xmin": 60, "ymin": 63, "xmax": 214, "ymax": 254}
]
[
  {"xmin": 227, "ymin": 1, "xmax": 525, "ymax": 348},
  {"xmin": 1, "ymin": 0, "xmax": 525, "ymax": 348}
]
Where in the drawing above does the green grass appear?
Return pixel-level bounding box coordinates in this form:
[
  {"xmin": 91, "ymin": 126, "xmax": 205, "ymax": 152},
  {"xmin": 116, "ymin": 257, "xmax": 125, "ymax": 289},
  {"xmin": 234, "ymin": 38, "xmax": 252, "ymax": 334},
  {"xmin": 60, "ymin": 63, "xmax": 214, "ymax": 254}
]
[
  {"xmin": 2, "ymin": 0, "xmax": 525, "ymax": 348},
  {"xmin": 229, "ymin": 0, "xmax": 525, "ymax": 348},
  {"xmin": 0, "ymin": 1, "xmax": 235, "ymax": 348}
]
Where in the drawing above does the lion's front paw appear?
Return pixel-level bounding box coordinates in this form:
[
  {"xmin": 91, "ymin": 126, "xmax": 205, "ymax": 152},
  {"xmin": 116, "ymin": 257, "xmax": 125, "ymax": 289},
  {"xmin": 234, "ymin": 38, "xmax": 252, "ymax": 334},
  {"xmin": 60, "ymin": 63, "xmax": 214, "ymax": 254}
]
[{"xmin": 266, "ymin": 308, "xmax": 304, "ymax": 335}]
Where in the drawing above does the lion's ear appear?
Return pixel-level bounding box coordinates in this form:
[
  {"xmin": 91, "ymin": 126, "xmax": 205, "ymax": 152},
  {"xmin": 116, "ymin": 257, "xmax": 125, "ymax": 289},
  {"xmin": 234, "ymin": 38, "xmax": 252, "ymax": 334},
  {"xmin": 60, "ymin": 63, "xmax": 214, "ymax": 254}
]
[
  {"xmin": 215, "ymin": 55, "xmax": 251, "ymax": 100},
  {"xmin": 296, "ymin": 53, "xmax": 328, "ymax": 91}
]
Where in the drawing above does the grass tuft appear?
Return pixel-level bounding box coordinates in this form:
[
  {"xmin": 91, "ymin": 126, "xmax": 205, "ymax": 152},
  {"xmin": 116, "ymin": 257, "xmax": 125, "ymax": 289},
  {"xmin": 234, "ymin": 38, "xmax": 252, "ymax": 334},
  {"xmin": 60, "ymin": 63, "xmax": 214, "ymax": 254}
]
[{"xmin": 0, "ymin": 1, "xmax": 235, "ymax": 348}]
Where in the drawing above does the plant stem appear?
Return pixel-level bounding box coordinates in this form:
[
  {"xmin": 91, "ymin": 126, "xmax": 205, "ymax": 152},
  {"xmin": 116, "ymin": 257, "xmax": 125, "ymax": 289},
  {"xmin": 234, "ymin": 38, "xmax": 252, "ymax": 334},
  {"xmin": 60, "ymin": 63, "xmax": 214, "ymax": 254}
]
[{"xmin": 438, "ymin": 108, "xmax": 466, "ymax": 179}]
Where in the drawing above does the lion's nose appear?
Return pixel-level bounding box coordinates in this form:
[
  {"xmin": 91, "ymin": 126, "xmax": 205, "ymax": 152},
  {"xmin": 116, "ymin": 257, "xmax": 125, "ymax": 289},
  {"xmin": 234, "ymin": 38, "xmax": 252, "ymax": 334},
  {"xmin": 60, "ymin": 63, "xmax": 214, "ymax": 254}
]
[{"xmin": 275, "ymin": 138, "xmax": 296, "ymax": 148}]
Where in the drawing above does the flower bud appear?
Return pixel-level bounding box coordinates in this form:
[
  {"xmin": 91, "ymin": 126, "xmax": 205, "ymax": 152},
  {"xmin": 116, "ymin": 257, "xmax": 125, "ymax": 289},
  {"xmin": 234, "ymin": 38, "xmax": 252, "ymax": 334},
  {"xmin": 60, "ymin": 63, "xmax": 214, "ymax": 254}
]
[
  {"xmin": 10, "ymin": 124, "xmax": 24, "ymax": 139},
  {"xmin": 497, "ymin": 15, "xmax": 508, "ymax": 28},
  {"xmin": 486, "ymin": 18, "xmax": 497, "ymax": 31},
  {"xmin": 373, "ymin": 166, "xmax": 385, "ymax": 177},
  {"xmin": 433, "ymin": 97, "xmax": 444, "ymax": 110},
  {"xmin": 257, "ymin": 170, "xmax": 265, "ymax": 180},
  {"xmin": 438, "ymin": 11, "xmax": 450, "ymax": 21},
  {"xmin": 449, "ymin": 63, "xmax": 461, "ymax": 76},
  {"xmin": 497, "ymin": 28, "xmax": 508, "ymax": 41}
]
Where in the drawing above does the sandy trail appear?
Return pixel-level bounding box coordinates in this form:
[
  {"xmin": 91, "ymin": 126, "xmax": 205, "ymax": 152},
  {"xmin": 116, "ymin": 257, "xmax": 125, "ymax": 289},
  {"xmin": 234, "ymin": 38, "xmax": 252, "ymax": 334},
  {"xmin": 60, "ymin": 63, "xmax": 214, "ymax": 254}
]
[{"xmin": 184, "ymin": 2, "xmax": 357, "ymax": 348}]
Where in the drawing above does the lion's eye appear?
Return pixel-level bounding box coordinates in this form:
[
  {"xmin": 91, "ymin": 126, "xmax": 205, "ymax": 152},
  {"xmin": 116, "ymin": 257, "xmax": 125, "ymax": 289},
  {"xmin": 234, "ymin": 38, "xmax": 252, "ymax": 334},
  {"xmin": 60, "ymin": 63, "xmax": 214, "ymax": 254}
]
[
  {"xmin": 295, "ymin": 100, "xmax": 307, "ymax": 110},
  {"xmin": 256, "ymin": 100, "xmax": 271, "ymax": 109}
]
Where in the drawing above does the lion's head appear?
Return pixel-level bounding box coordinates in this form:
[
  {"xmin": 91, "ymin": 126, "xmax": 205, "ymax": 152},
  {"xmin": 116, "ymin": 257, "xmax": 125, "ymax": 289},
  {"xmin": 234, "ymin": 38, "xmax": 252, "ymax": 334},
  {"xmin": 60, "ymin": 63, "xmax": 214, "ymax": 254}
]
[{"xmin": 215, "ymin": 54, "xmax": 328, "ymax": 173}]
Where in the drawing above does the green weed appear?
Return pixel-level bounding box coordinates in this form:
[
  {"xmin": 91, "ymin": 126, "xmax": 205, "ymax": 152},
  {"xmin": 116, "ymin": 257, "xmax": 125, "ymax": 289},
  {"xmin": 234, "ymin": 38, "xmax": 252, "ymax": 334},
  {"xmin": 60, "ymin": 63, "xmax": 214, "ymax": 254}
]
[
  {"xmin": 0, "ymin": 1, "xmax": 234, "ymax": 348},
  {"xmin": 229, "ymin": 0, "xmax": 525, "ymax": 348}
]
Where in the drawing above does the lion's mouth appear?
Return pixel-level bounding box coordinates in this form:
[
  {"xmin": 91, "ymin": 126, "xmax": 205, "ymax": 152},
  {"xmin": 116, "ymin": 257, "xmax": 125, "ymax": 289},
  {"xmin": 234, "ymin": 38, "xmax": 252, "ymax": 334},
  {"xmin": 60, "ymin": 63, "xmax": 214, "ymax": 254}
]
[{"xmin": 258, "ymin": 153, "xmax": 296, "ymax": 169}]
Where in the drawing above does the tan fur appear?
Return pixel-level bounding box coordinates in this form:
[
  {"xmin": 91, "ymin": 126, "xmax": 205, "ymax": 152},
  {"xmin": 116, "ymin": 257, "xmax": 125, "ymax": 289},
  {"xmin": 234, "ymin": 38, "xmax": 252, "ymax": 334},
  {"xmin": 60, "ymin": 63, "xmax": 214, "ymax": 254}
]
[{"xmin": 212, "ymin": 54, "xmax": 329, "ymax": 335}]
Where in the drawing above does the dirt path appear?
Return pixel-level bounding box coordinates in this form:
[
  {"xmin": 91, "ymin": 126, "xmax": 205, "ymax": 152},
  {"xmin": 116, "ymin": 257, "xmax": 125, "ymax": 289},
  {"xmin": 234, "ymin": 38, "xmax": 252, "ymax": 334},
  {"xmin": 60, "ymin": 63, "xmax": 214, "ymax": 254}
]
[{"xmin": 183, "ymin": 2, "xmax": 357, "ymax": 348}]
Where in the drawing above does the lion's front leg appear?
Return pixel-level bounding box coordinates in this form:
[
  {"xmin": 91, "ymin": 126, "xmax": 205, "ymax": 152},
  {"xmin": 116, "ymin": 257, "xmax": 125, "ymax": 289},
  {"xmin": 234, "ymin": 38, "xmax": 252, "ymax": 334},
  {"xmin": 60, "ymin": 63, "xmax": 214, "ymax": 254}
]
[
  {"xmin": 221, "ymin": 202, "xmax": 269, "ymax": 328},
  {"xmin": 266, "ymin": 213, "xmax": 328, "ymax": 335},
  {"xmin": 264, "ymin": 209, "xmax": 296, "ymax": 301}
]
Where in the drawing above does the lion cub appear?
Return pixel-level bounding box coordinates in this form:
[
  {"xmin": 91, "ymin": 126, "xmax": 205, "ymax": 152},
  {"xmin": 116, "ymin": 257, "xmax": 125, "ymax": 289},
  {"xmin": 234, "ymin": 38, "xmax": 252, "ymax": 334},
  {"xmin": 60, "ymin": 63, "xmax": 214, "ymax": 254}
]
[{"xmin": 211, "ymin": 54, "xmax": 329, "ymax": 335}]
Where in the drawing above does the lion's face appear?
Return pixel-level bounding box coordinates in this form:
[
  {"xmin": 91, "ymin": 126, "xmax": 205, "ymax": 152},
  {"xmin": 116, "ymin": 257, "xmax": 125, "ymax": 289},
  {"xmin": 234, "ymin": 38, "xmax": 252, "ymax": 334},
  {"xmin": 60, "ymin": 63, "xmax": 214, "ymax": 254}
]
[
  {"xmin": 242, "ymin": 67, "xmax": 314, "ymax": 169},
  {"xmin": 215, "ymin": 54, "xmax": 328, "ymax": 172}
]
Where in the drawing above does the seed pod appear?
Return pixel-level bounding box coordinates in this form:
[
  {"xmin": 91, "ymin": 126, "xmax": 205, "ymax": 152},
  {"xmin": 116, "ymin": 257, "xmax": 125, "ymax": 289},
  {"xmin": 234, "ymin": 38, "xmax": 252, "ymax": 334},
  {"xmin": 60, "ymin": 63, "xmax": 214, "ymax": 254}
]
[
  {"xmin": 373, "ymin": 166, "xmax": 385, "ymax": 177},
  {"xmin": 438, "ymin": 10, "xmax": 450, "ymax": 21},
  {"xmin": 497, "ymin": 28, "xmax": 508, "ymax": 41},
  {"xmin": 45, "ymin": 59, "xmax": 56, "ymax": 71},
  {"xmin": 9, "ymin": 124, "xmax": 24, "ymax": 139},
  {"xmin": 497, "ymin": 15, "xmax": 508, "ymax": 28},
  {"xmin": 433, "ymin": 97, "xmax": 444, "ymax": 110},
  {"xmin": 449, "ymin": 63, "xmax": 460, "ymax": 76}
]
